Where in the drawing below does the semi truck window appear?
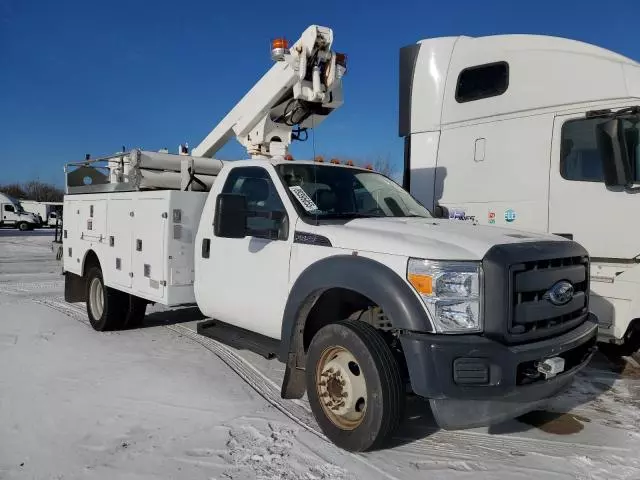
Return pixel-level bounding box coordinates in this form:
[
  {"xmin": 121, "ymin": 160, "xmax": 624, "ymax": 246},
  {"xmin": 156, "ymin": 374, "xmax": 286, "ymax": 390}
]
[
  {"xmin": 560, "ymin": 117, "xmax": 640, "ymax": 183},
  {"xmin": 455, "ymin": 62, "xmax": 509, "ymax": 103},
  {"xmin": 222, "ymin": 167, "xmax": 288, "ymax": 240},
  {"xmin": 4, "ymin": 205, "xmax": 15, "ymax": 212}
]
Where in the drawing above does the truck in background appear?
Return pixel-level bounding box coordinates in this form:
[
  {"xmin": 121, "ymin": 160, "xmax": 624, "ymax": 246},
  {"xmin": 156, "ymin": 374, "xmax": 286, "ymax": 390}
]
[
  {"xmin": 20, "ymin": 200, "xmax": 63, "ymax": 227},
  {"xmin": 398, "ymin": 34, "xmax": 640, "ymax": 354},
  {"xmin": 61, "ymin": 25, "xmax": 598, "ymax": 451},
  {"xmin": 0, "ymin": 193, "xmax": 41, "ymax": 230}
]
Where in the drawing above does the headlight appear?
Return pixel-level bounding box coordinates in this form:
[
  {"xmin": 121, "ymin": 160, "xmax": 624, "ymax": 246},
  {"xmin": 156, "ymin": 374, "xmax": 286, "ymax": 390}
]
[{"xmin": 407, "ymin": 259, "xmax": 482, "ymax": 333}]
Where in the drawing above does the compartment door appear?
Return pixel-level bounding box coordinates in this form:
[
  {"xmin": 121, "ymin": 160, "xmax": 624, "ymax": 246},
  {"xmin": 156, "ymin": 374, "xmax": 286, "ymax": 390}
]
[
  {"xmin": 106, "ymin": 198, "xmax": 133, "ymax": 288},
  {"xmin": 132, "ymin": 197, "xmax": 166, "ymax": 299}
]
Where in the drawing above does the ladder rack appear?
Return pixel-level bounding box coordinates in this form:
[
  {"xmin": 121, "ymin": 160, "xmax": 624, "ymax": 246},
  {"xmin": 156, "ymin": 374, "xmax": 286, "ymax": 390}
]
[{"xmin": 64, "ymin": 149, "xmax": 225, "ymax": 195}]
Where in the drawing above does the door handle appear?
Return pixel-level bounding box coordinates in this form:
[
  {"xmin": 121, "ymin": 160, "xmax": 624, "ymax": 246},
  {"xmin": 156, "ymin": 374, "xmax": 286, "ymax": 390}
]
[{"xmin": 201, "ymin": 238, "xmax": 211, "ymax": 258}]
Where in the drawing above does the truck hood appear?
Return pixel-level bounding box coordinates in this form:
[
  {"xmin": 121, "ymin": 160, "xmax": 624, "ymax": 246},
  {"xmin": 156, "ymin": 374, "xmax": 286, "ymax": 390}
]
[
  {"xmin": 20, "ymin": 213, "xmax": 38, "ymax": 222},
  {"xmin": 316, "ymin": 217, "xmax": 565, "ymax": 260}
]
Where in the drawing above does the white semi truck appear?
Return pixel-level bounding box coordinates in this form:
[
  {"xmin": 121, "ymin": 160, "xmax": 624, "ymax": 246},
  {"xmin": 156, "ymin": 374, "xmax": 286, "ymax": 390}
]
[
  {"xmin": 398, "ymin": 34, "xmax": 640, "ymax": 355},
  {"xmin": 62, "ymin": 25, "xmax": 598, "ymax": 451},
  {"xmin": 0, "ymin": 193, "xmax": 40, "ymax": 230}
]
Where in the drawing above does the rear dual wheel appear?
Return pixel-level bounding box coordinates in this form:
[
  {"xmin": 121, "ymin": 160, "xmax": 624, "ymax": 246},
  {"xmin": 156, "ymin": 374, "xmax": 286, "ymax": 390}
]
[
  {"xmin": 306, "ymin": 320, "xmax": 405, "ymax": 452},
  {"xmin": 85, "ymin": 267, "xmax": 147, "ymax": 331}
]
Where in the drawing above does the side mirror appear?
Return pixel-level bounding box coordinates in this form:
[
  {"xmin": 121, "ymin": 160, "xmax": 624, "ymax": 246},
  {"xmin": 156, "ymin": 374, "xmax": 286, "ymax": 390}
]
[
  {"xmin": 214, "ymin": 193, "xmax": 247, "ymax": 238},
  {"xmin": 597, "ymin": 118, "xmax": 633, "ymax": 187},
  {"xmin": 433, "ymin": 204, "xmax": 448, "ymax": 218}
]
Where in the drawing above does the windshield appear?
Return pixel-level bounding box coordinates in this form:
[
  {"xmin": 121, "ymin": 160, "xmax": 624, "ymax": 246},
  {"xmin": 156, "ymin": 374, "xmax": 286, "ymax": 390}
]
[
  {"xmin": 276, "ymin": 163, "xmax": 432, "ymax": 219},
  {"xmin": 5, "ymin": 195, "xmax": 25, "ymax": 213}
]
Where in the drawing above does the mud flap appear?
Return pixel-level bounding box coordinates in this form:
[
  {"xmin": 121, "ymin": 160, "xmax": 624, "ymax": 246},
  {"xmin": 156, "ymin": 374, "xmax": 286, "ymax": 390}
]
[{"xmin": 64, "ymin": 271, "xmax": 86, "ymax": 303}]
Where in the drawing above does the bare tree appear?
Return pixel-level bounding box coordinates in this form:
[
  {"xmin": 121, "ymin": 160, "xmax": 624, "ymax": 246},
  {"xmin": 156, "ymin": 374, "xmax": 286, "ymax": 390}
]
[
  {"xmin": 0, "ymin": 183, "xmax": 27, "ymax": 200},
  {"xmin": 23, "ymin": 181, "xmax": 64, "ymax": 202},
  {"xmin": 371, "ymin": 154, "xmax": 396, "ymax": 178},
  {"xmin": 0, "ymin": 181, "xmax": 64, "ymax": 202}
]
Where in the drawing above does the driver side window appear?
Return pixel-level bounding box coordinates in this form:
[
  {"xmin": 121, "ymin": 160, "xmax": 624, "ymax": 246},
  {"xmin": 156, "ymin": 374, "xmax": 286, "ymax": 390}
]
[
  {"xmin": 561, "ymin": 117, "xmax": 640, "ymax": 183},
  {"xmin": 222, "ymin": 167, "xmax": 288, "ymax": 240},
  {"xmin": 4, "ymin": 205, "xmax": 15, "ymax": 213}
]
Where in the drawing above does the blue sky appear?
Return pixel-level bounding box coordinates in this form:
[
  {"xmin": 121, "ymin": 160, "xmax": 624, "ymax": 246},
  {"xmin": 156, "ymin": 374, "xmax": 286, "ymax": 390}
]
[{"xmin": 1, "ymin": 0, "xmax": 638, "ymax": 186}]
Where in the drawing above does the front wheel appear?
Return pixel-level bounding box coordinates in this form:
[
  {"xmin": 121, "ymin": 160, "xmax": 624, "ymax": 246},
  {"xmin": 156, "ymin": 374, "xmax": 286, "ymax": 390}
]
[
  {"xmin": 17, "ymin": 222, "xmax": 30, "ymax": 231},
  {"xmin": 306, "ymin": 320, "xmax": 405, "ymax": 452}
]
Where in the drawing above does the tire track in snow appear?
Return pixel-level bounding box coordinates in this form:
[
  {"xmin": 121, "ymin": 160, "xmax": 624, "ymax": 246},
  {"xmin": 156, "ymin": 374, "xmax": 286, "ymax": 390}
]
[
  {"xmin": 32, "ymin": 296, "xmax": 399, "ymax": 480},
  {"xmin": 166, "ymin": 324, "xmax": 401, "ymax": 480},
  {"xmin": 35, "ymin": 296, "xmax": 640, "ymax": 479}
]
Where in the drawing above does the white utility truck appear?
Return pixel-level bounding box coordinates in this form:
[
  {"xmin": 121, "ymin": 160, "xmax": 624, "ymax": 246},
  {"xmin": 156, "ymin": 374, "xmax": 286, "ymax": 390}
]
[
  {"xmin": 62, "ymin": 25, "xmax": 598, "ymax": 452},
  {"xmin": 0, "ymin": 193, "xmax": 40, "ymax": 230},
  {"xmin": 399, "ymin": 34, "xmax": 640, "ymax": 354}
]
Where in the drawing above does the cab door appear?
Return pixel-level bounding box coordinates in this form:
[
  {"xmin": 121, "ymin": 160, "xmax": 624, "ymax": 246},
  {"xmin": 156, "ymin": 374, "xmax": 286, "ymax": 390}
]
[
  {"xmin": 2, "ymin": 204, "xmax": 18, "ymax": 225},
  {"xmin": 548, "ymin": 112, "xmax": 640, "ymax": 260},
  {"xmin": 197, "ymin": 166, "xmax": 293, "ymax": 340}
]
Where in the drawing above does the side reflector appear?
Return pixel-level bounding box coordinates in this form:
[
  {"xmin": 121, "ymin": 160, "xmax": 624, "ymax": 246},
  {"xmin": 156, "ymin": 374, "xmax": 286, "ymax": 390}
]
[{"xmin": 408, "ymin": 273, "xmax": 433, "ymax": 295}]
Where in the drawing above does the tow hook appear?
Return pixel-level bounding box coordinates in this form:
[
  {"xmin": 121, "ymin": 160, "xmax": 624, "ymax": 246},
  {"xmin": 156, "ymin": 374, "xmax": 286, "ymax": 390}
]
[{"xmin": 535, "ymin": 357, "xmax": 565, "ymax": 379}]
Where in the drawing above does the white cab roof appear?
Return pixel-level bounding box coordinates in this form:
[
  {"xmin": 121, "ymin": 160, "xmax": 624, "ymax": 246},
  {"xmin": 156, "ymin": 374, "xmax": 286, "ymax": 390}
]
[{"xmin": 405, "ymin": 34, "xmax": 640, "ymax": 132}]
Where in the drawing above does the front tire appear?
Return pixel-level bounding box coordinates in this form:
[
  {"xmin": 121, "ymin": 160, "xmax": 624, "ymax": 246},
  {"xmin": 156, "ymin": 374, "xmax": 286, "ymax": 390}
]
[
  {"xmin": 17, "ymin": 222, "xmax": 29, "ymax": 231},
  {"xmin": 85, "ymin": 266, "xmax": 127, "ymax": 331},
  {"xmin": 306, "ymin": 320, "xmax": 405, "ymax": 452}
]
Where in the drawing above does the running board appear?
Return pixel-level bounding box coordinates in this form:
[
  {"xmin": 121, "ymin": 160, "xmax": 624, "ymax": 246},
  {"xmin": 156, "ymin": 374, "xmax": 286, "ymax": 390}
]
[{"xmin": 196, "ymin": 319, "xmax": 279, "ymax": 360}]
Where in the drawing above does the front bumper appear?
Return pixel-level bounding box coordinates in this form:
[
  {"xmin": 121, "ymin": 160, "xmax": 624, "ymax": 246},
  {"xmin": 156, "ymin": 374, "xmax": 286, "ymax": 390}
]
[{"xmin": 399, "ymin": 314, "xmax": 598, "ymax": 429}]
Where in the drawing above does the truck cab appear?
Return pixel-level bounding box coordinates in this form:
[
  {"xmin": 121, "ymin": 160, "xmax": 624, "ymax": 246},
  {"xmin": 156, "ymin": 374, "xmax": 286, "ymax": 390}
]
[
  {"xmin": 0, "ymin": 193, "xmax": 39, "ymax": 230},
  {"xmin": 47, "ymin": 211, "xmax": 60, "ymax": 228},
  {"xmin": 399, "ymin": 34, "xmax": 640, "ymax": 353}
]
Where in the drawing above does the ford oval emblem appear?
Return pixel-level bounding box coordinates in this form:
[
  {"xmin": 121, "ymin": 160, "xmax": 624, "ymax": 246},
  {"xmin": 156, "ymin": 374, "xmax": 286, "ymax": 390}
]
[{"xmin": 544, "ymin": 281, "xmax": 574, "ymax": 306}]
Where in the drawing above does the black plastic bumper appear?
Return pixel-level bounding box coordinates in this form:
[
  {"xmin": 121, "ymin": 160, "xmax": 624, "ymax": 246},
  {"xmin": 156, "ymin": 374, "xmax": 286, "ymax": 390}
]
[{"xmin": 399, "ymin": 314, "xmax": 598, "ymax": 429}]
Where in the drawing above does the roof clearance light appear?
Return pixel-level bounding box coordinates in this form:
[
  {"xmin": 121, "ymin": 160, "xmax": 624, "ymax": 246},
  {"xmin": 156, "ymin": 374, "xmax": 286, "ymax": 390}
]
[
  {"xmin": 315, "ymin": 155, "xmax": 324, "ymax": 163},
  {"xmin": 284, "ymin": 154, "xmax": 294, "ymax": 161},
  {"xmin": 335, "ymin": 52, "xmax": 347, "ymax": 78},
  {"xmin": 330, "ymin": 158, "xmax": 340, "ymax": 164},
  {"xmin": 271, "ymin": 38, "xmax": 289, "ymax": 62},
  {"xmin": 346, "ymin": 160, "xmax": 354, "ymax": 166},
  {"xmin": 365, "ymin": 163, "xmax": 373, "ymax": 170}
]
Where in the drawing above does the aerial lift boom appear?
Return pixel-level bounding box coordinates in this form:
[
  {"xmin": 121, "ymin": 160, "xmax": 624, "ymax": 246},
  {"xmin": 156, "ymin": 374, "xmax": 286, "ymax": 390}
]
[
  {"xmin": 64, "ymin": 25, "xmax": 346, "ymax": 194},
  {"xmin": 192, "ymin": 24, "xmax": 346, "ymax": 159}
]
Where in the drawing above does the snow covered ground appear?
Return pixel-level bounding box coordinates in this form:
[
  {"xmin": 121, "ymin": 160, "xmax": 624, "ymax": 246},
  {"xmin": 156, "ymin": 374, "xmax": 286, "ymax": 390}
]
[{"xmin": 1, "ymin": 230, "xmax": 639, "ymax": 480}]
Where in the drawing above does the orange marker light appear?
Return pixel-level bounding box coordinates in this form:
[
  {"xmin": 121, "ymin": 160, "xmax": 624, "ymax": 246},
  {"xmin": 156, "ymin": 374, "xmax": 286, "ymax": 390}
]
[
  {"xmin": 272, "ymin": 38, "xmax": 289, "ymax": 50},
  {"xmin": 364, "ymin": 163, "xmax": 373, "ymax": 170},
  {"xmin": 314, "ymin": 155, "xmax": 324, "ymax": 163},
  {"xmin": 330, "ymin": 158, "xmax": 340, "ymax": 164},
  {"xmin": 345, "ymin": 160, "xmax": 354, "ymax": 166},
  {"xmin": 284, "ymin": 154, "xmax": 294, "ymax": 161},
  {"xmin": 271, "ymin": 38, "xmax": 289, "ymax": 61},
  {"xmin": 408, "ymin": 274, "xmax": 433, "ymax": 295}
]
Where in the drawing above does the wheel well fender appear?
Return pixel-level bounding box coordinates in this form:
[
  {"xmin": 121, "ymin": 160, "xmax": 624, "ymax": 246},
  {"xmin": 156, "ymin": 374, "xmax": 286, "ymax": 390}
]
[
  {"xmin": 82, "ymin": 250, "xmax": 101, "ymax": 277},
  {"xmin": 279, "ymin": 254, "xmax": 432, "ymax": 399},
  {"xmin": 65, "ymin": 250, "xmax": 100, "ymax": 303}
]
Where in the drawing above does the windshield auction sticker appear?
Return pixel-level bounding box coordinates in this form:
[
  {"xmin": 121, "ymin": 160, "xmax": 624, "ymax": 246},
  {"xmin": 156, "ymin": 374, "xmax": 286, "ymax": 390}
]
[{"xmin": 289, "ymin": 186, "xmax": 319, "ymax": 212}]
